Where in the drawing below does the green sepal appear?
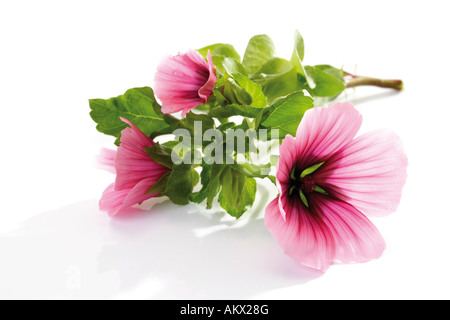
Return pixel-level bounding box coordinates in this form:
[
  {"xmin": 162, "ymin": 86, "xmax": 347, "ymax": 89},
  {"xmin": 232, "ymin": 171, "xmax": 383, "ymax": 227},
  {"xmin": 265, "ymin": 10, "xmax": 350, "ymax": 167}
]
[
  {"xmin": 300, "ymin": 162, "xmax": 325, "ymax": 178},
  {"xmin": 164, "ymin": 164, "xmax": 199, "ymax": 205},
  {"xmin": 146, "ymin": 172, "xmax": 171, "ymax": 195},
  {"xmin": 144, "ymin": 142, "xmax": 175, "ymax": 169},
  {"xmin": 299, "ymin": 190, "xmax": 309, "ymax": 208}
]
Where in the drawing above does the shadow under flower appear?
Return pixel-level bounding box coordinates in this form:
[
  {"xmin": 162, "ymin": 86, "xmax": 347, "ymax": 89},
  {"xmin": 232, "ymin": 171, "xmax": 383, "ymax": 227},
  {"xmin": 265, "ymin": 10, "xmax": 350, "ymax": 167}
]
[{"xmin": 0, "ymin": 184, "xmax": 322, "ymax": 299}]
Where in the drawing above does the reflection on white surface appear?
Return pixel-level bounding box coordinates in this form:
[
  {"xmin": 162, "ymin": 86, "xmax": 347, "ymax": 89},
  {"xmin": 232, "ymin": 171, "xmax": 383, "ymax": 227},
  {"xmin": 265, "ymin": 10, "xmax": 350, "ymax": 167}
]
[{"xmin": 0, "ymin": 184, "xmax": 321, "ymax": 299}]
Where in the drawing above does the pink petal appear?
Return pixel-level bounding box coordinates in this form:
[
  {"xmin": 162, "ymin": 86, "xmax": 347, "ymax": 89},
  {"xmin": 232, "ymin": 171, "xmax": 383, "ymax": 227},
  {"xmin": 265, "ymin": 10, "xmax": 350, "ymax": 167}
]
[
  {"xmin": 197, "ymin": 50, "xmax": 217, "ymax": 103},
  {"xmin": 154, "ymin": 50, "xmax": 216, "ymax": 116},
  {"xmin": 265, "ymin": 198, "xmax": 335, "ymax": 272},
  {"xmin": 119, "ymin": 177, "xmax": 160, "ymax": 212},
  {"xmin": 314, "ymin": 129, "xmax": 408, "ymax": 217},
  {"xmin": 97, "ymin": 148, "xmax": 117, "ymax": 174},
  {"xmin": 115, "ymin": 118, "xmax": 170, "ymax": 191},
  {"xmin": 99, "ymin": 179, "xmax": 160, "ymax": 217},
  {"xmin": 295, "ymin": 103, "xmax": 362, "ymax": 169},
  {"xmin": 99, "ymin": 183, "xmax": 130, "ymax": 216},
  {"xmin": 265, "ymin": 194, "xmax": 386, "ymax": 271},
  {"xmin": 275, "ymin": 134, "xmax": 298, "ymax": 220},
  {"xmin": 309, "ymin": 193, "xmax": 386, "ymax": 263}
]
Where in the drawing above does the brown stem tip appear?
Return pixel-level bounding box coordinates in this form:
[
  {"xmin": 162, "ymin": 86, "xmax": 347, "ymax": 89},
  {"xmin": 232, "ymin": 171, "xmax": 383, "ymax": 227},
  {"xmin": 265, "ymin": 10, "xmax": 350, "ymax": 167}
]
[{"xmin": 346, "ymin": 76, "xmax": 403, "ymax": 91}]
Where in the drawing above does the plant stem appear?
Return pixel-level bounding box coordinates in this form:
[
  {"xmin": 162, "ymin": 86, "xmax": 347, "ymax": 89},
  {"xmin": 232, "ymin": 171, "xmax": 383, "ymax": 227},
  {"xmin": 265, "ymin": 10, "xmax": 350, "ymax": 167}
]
[{"xmin": 345, "ymin": 73, "xmax": 403, "ymax": 91}]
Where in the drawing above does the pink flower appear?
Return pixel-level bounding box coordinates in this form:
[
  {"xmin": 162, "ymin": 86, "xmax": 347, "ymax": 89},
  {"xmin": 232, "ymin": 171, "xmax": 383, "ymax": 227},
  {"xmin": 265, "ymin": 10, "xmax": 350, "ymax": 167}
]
[
  {"xmin": 99, "ymin": 118, "xmax": 171, "ymax": 216},
  {"xmin": 154, "ymin": 50, "xmax": 217, "ymax": 117},
  {"xmin": 265, "ymin": 103, "xmax": 407, "ymax": 272}
]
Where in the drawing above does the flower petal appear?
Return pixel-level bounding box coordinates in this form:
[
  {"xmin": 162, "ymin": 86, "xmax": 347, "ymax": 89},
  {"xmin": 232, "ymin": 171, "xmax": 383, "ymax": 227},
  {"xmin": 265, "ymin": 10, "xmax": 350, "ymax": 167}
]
[
  {"xmin": 276, "ymin": 134, "xmax": 297, "ymax": 220},
  {"xmin": 97, "ymin": 148, "xmax": 117, "ymax": 174},
  {"xmin": 99, "ymin": 183, "xmax": 129, "ymax": 216},
  {"xmin": 265, "ymin": 197, "xmax": 335, "ymax": 272},
  {"xmin": 197, "ymin": 50, "xmax": 217, "ymax": 104},
  {"xmin": 99, "ymin": 179, "xmax": 160, "ymax": 217},
  {"xmin": 314, "ymin": 129, "xmax": 408, "ymax": 217},
  {"xmin": 154, "ymin": 50, "xmax": 216, "ymax": 116},
  {"xmin": 295, "ymin": 103, "xmax": 362, "ymax": 169},
  {"xmin": 309, "ymin": 193, "xmax": 386, "ymax": 263},
  {"xmin": 115, "ymin": 118, "xmax": 170, "ymax": 191}
]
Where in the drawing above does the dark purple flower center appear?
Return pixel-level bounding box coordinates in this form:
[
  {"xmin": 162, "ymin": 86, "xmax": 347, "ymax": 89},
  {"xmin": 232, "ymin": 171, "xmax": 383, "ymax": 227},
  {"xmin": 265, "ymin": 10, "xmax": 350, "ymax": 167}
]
[
  {"xmin": 289, "ymin": 164, "xmax": 328, "ymax": 207},
  {"xmin": 290, "ymin": 173, "xmax": 316, "ymax": 194}
]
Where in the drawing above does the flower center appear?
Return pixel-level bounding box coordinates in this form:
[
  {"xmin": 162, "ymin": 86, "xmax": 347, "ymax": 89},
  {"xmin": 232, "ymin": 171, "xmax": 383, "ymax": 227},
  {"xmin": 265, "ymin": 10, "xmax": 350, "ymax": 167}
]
[
  {"xmin": 289, "ymin": 164, "xmax": 328, "ymax": 207},
  {"xmin": 289, "ymin": 173, "xmax": 316, "ymax": 194}
]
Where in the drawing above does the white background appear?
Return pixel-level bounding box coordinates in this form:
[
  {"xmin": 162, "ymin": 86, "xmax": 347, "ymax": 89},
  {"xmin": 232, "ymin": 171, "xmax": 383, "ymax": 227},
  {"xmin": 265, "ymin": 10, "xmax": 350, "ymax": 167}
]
[{"xmin": 1, "ymin": 0, "xmax": 449, "ymax": 299}]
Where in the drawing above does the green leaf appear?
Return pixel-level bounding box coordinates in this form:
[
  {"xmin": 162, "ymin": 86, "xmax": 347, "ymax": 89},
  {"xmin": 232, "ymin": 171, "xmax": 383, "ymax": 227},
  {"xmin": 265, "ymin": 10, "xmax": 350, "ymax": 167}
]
[
  {"xmin": 242, "ymin": 35, "xmax": 276, "ymax": 75},
  {"xmin": 292, "ymin": 29, "xmax": 305, "ymax": 62},
  {"xmin": 179, "ymin": 112, "xmax": 215, "ymax": 134},
  {"xmin": 315, "ymin": 64, "xmax": 345, "ymax": 81},
  {"xmin": 304, "ymin": 66, "xmax": 346, "ymax": 97},
  {"xmin": 164, "ymin": 164, "xmax": 198, "ymax": 205},
  {"xmin": 230, "ymin": 163, "xmax": 271, "ymax": 179},
  {"xmin": 223, "ymin": 76, "xmax": 253, "ymax": 105},
  {"xmin": 89, "ymin": 87, "xmax": 171, "ymax": 143},
  {"xmin": 218, "ymin": 167, "xmax": 257, "ymax": 218},
  {"xmin": 210, "ymin": 104, "xmax": 263, "ymax": 118},
  {"xmin": 207, "ymin": 164, "xmax": 227, "ymax": 209},
  {"xmin": 300, "ymin": 162, "xmax": 325, "ymax": 178},
  {"xmin": 212, "ymin": 56, "xmax": 247, "ymax": 76},
  {"xmin": 198, "ymin": 43, "xmax": 241, "ymax": 62},
  {"xmin": 232, "ymin": 73, "xmax": 267, "ymax": 107},
  {"xmin": 290, "ymin": 30, "xmax": 315, "ymax": 89},
  {"xmin": 260, "ymin": 91, "xmax": 314, "ymax": 137},
  {"xmin": 252, "ymin": 58, "xmax": 304, "ymax": 102},
  {"xmin": 189, "ymin": 163, "xmax": 212, "ymax": 204}
]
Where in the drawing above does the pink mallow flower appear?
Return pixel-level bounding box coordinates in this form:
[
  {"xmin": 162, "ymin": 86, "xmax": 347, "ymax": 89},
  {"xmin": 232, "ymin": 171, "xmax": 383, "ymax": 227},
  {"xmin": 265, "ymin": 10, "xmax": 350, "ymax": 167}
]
[
  {"xmin": 265, "ymin": 103, "xmax": 408, "ymax": 272},
  {"xmin": 154, "ymin": 50, "xmax": 217, "ymax": 117},
  {"xmin": 98, "ymin": 118, "xmax": 171, "ymax": 216}
]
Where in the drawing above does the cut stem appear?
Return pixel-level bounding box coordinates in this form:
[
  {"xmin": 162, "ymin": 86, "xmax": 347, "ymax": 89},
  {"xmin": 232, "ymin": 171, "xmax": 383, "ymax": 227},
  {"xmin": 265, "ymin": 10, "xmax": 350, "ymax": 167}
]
[{"xmin": 345, "ymin": 73, "xmax": 403, "ymax": 91}]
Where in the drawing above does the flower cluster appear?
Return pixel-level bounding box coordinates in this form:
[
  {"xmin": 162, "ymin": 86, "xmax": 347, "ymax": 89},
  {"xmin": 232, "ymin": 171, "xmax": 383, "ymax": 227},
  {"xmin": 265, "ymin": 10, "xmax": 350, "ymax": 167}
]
[{"xmin": 90, "ymin": 31, "xmax": 407, "ymax": 272}]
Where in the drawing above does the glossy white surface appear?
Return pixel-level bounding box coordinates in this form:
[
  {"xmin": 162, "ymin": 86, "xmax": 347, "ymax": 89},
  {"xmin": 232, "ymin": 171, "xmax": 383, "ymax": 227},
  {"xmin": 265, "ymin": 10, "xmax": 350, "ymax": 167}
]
[{"xmin": 1, "ymin": 0, "xmax": 449, "ymax": 299}]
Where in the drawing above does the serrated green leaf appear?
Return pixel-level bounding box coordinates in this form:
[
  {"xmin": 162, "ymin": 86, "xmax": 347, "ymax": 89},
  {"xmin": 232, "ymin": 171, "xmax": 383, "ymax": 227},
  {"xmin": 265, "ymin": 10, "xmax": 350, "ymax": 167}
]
[
  {"xmin": 198, "ymin": 43, "xmax": 241, "ymax": 62},
  {"xmin": 207, "ymin": 164, "xmax": 227, "ymax": 209},
  {"xmin": 189, "ymin": 163, "xmax": 212, "ymax": 204},
  {"xmin": 212, "ymin": 56, "xmax": 247, "ymax": 76},
  {"xmin": 179, "ymin": 112, "xmax": 215, "ymax": 134},
  {"xmin": 230, "ymin": 163, "xmax": 271, "ymax": 178},
  {"xmin": 218, "ymin": 167, "xmax": 257, "ymax": 218},
  {"xmin": 304, "ymin": 66, "xmax": 346, "ymax": 97},
  {"xmin": 252, "ymin": 58, "xmax": 304, "ymax": 102},
  {"xmin": 223, "ymin": 76, "xmax": 253, "ymax": 105},
  {"xmin": 290, "ymin": 30, "xmax": 315, "ymax": 89},
  {"xmin": 292, "ymin": 29, "xmax": 305, "ymax": 61},
  {"xmin": 260, "ymin": 91, "xmax": 314, "ymax": 137},
  {"xmin": 242, "ymin": 35, "xmax": 276, "ymax": 75},
  {"xmin": 232, "ymin": 73, "xmax": 267, "ymax": 108},
  {"xmin": 89, "ymin": 87, "xmax": 170, "ymax": 143},
  {"xmin": 210, "ymin": 104, "xmax": 262, "ymax": 118}
]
